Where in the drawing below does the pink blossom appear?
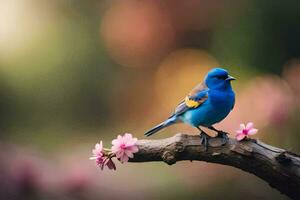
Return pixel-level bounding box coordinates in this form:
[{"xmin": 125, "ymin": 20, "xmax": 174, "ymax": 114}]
[
  {"xmin": 236, "ymin": 122, "xmax": 258, "ymax": 141},
  {"xmin": 90, "ymin": 141, "xmax": 105, "ymax": 167},
  {"xmin": 90, "ymin": 141, "xmax": 104, "ymax": 160},
  {"xmin": 90, "ymin": 141, "xmax": 115, "ymax": 170},
  {"xmin": 111, "ymin": 133, "xmax": 139, "ymax": 163},
  {"xmin": 91, "ymin": 141, "xmax": 104, "ymax": 159}
]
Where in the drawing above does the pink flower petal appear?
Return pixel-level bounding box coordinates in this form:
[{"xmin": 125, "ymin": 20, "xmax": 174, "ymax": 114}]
[
  {"xmin": 248, "ymin": 128, "xmax": 258, "ymax": 135},
  {"xmin": 96, "ymin": 156, "xmax": 105, "ymax": 169},
  {"xmin": 123, "ymin": 134, "xmax": 136, "ymax": 146},
  {"xmin": 111, "ymin": 133, "xmax": 139, "ymax": 163},
  {"xmin": 89, "ymin": 156, "xmax": 97, "ymax": 160},
  {"xmin": 120, "ymin": 155, "xmax": 129, "ymax": 163},
  {"xmin": 236, "ymin": 133, "xmax": 246, "ymax": 141},
  {"xmin": 246, "ymin": 122, "xmax": 254, "ymax": 130},
  {"xmin": 128, "ymin": 145, "xmax": 139, "ymax": 153},
  {"xmin": 92, "ymin": 149, "xmax": 98, "ymax": 155},
  {"xmin": 125, "ymin": 150, "xmax": 134, "ymax": 158},
  {"xmin": 116, "ymin": 151, "xmax": 124, "ymax": 158},
  {"xmin": 92, "ymin": 141, "xmax": 104, "ymax": 156},
  {"xmin": 124, "ymin": 133, "xmax": 132, "ymax": 140},
  {"xmin": 236, "ymin": 130, "xmax": 243, "ymax": 134},
  {"xmin": 112, "ymin": 135, "xmax": 122, "ymax": 145},
  {"xmin": 239, "ymin": 123, "xmax": 246, "ymax": 130},
  {"xmin": 111, "ymin": 146, "xmax": 119, "ymax": 153},
  {"xmin": 127, "ymin": 138, "xmax": 138, "ymax": 146},
  {"xmin": 111, "ymin": 139, "xmax": 119, "ymax": 146}
]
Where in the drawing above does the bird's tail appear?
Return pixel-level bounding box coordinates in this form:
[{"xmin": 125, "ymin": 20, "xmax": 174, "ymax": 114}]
[{"xmin": 144, "ymin": 116, "xmax": 178, "ymax": 137}]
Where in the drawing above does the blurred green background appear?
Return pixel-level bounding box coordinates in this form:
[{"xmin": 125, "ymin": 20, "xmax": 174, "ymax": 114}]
[{"xmin": 0, "ymin": 0, "xmax": 299, "ymax": 199}]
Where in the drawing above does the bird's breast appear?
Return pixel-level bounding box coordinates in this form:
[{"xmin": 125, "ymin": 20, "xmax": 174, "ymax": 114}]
[{"xmin": 208, "ymin": 90, "xmax": 235, "ymax": 107}]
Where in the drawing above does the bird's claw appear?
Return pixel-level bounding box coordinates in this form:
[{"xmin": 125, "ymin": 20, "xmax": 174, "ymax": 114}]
[
  {"xmin": 199, "ymin": 132, "xmax": 210, "ymax": 151},
  {"xmin": 216, "ymin": 131, "xmax": 229, "ymax": 145}
]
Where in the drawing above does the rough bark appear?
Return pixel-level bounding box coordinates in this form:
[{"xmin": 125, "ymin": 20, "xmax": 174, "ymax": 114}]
[{"xmin": 129, "ymin": 134, "xmax": 300, "ymax": 199}]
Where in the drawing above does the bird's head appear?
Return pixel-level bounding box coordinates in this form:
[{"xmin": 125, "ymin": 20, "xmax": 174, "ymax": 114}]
[{"xmin": 205, "ymin": 68, "xmax": 235, "ymax": 90}]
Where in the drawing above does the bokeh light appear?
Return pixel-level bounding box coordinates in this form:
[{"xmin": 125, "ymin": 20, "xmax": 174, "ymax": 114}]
[
  {"xmin": 154, "ymin": 48, "xmax": 218, "ymax": 117},
  {"xmin": 101, "ymin": 0, "xmax": 175, "ymax": 68}
]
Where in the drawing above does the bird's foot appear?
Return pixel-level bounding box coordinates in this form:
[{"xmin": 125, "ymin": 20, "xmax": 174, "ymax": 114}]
[
  {"xmin": 216, "ymin": 131, "xmax": 229, "ymax": 145},
  {"xmin": 199, "ymin": 132, "xmax": 211, "ymax": 151}
]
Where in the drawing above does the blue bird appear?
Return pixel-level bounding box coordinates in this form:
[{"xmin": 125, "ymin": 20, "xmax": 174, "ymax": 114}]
[{"xmin": 144, "ymin": 68, "xmax": 235, "ymax": 147}]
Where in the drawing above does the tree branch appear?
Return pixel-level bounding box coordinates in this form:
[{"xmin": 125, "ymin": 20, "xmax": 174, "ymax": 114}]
[{"xmin": 129, "ymin": 133, "xmax": 300, "ymax": 200}]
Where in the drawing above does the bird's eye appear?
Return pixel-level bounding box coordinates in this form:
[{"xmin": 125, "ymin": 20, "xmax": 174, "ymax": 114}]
[{"xmin": 216, "ymin": 75, "xmax": 228, "ymax": 80}]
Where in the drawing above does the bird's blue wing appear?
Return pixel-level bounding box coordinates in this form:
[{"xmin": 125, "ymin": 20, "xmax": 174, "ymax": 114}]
[{"xmin": 173, "ymin": 82, "xmax": 209, "ymax": 116}]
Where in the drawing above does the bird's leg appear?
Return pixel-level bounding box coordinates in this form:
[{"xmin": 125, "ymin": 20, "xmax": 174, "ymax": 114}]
[
  {"xmin": 197, "ymin": 127, "xmax": 211, "ymax": 151},
  {"xmin": 208, "ymin": 126, "xmax": 229, "ymax": 145}
]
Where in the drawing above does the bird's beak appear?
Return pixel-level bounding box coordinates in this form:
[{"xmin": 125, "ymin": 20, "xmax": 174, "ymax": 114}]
[{"xmin": 226, "ymin": 75, "xmax": 236, "ymax": 81}]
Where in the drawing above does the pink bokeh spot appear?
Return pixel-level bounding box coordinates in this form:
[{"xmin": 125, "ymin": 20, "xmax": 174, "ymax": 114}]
[
  {"xmin": 236, "ymin": 122, "xmax": 258, "ymax": 141},
  {"xmin": 112, "ymin": 133, "xmax": 139, "ymax": 163}
]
